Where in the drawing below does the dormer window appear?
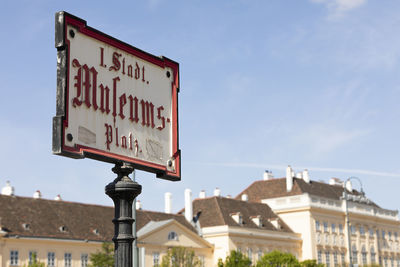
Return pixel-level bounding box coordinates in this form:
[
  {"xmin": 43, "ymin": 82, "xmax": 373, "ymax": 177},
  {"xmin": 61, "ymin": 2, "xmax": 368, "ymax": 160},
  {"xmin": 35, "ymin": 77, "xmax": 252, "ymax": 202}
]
[
  {"xmin": 231, "ymin": 212, "xmax": 243, "ymax": 225},
  {"xmin": 93, "ymin": 229, "xmax": 99, "ymax": 235},
  {"xmin": 269, "ymin": 218, "xmax": 281, "ymax": 229},
  {"xmin": 167, "ymin": 231, "xmax": 178, "ymax": 241},
  {"xmin": 22, "ymin": 223, "xmax": 30, "ymax": 230},
  {"xmin": 59, "ymin": 226, "xmax": 68, "ymax": 233},
  {"xmin": 250, "ymin": 216, "xmax": 262, "ymax": 227}
]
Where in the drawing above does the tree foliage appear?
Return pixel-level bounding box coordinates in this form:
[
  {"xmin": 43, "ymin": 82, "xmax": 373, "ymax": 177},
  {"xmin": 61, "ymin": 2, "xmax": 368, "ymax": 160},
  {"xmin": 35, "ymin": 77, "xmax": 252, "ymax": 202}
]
[
  {"xmin": 89, "ymin": 242, "xmax": 114, "ymax": 267},
  {"xmin": 256, "ymin": 250, "xmax": 299, "ymax": 267},
  {"xmin": 299, "ymin": 259, "xmax": 324, "ymax": 267},
  {"xmin": 219, "ymin": 250, "xmax": 251, "ymax": 267},
  {"xmin": 160, "ymin": 246, "xmax": 201, "ymax": 267},
  {"xmin": 26, "ymin": 253, "xmax": 45, "ymax": 267}
]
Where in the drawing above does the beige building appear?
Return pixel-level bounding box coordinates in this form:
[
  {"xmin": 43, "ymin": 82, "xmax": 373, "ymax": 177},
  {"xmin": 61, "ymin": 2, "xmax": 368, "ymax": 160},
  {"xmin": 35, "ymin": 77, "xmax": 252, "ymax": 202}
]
[
  {"xmin": 236, "ymin": 167, "xmax": 400, "ymax": 266},
  {"xmin": 188, "ymin": 195, "xmax": 303, "ymax": 265},
  {"xmin": 0, "ymin": 186, "xmax": 213, "ymax": 267}
]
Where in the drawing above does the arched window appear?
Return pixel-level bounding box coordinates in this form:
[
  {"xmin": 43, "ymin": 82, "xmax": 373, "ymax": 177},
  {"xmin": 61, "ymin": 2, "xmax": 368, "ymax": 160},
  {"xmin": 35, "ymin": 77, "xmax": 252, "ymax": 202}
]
[
  {"xmin": 351, "ymin": 244, "xmax": 358, "ymax": 264},
  {"xmin": 370, "ymin": 246, "xmax": 376, "ymax": 264},
  {"xmin": 361, "ymin": 245, "xmax": 367, "ymax": 266},
  {"xmin": 167, "ymin": 231, "xmax": 178, "ymax": 241}
]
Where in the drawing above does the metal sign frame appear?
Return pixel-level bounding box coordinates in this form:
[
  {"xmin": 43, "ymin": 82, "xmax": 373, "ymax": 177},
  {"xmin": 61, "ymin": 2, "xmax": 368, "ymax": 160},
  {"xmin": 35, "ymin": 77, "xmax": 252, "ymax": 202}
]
[{"xmin": 53, "ymin": 11, "xmax": 181, "ymax": 181}]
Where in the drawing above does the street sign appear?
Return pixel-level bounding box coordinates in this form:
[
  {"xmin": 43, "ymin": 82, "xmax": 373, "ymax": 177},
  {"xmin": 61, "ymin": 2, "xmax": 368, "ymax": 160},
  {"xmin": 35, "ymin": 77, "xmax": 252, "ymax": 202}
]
[{"xmin": 53, "ymin": 12, "xmax": 180, "ymax": 181}]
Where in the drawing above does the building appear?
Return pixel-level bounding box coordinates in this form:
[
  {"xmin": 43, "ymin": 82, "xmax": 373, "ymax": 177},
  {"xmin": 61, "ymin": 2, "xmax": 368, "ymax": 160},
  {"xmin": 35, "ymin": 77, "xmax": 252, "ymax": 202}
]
[
  {"xmin": 0, "ymin": 186, "xmax": 213, "ymax": 267},
  {"xmin": 189, "ymin": 194, "xmax": 302, "ymax": 264},
  {"xmin": 236, "ymin": 167, "xmax": 400, "ymax": 266}
]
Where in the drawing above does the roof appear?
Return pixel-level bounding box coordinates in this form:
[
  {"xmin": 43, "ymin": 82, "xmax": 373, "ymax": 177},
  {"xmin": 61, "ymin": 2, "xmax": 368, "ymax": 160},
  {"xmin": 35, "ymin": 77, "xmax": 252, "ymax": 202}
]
[
  {"xmin": 192, "ymin": 196, "xmax": 293, "ymax": 232},
  {"xmin": 0, "ymin": 194, "xmax": 196, "ymax": 241},
  {"xmin": 137, "ymin": 219, "xmax": 174, "ymax": 237},
  {"xmin": 235, "ymin": 177, "xmax": 379, "ymax": 208}
]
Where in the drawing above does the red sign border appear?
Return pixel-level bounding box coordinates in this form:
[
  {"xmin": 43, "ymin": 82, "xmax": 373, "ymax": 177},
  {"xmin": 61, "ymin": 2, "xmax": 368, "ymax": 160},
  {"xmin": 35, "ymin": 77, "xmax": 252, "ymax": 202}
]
[{"xmin": 53, "ymin": 12, "xmax": 181, "ymax": 181}]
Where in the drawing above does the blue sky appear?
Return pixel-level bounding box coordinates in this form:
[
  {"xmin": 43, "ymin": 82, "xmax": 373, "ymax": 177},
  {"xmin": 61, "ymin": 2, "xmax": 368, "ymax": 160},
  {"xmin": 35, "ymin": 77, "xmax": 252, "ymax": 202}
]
[{"xmin": 1, "ymin": 0, "xmax": 400, "ymax": 213}]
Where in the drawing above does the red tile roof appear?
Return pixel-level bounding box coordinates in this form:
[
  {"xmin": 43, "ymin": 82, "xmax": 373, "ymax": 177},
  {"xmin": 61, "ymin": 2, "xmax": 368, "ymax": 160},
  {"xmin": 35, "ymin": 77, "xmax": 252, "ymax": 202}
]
[
  {"xmin": 235, "ymin": 178, "xmax": 379, "ymax": 208},
  {"xmin": 192, "ymin": 196, "xmax": 293, "ymax": 232},
  {"xmin": 0, "ymin": 195, "xmax": 195, "ymax": 241}
]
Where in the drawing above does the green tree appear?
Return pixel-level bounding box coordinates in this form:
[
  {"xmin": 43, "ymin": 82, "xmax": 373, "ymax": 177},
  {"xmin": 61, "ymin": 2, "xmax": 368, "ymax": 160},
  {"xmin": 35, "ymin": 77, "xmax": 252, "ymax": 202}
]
[
  {"xmin": 299, "ymin": 259, "xmax": 324, "ymax": 267},
  {"xmin": 160, "ymin": 246, "xmax": 201, "ymax": 267},
  {"xmin": 89, "ymin": 242, "xmax": 114, "ymax": 267},
  {"xmin": 25, "ymin": 253, "xmax": 45, "ymax": 267},
  {"xmin": 256, "ymin": 250, "xmax": 299, "ymax": 267},
  {"xmin": 219, "ymin": 250, "xmax": 251, "ymax": 267}
]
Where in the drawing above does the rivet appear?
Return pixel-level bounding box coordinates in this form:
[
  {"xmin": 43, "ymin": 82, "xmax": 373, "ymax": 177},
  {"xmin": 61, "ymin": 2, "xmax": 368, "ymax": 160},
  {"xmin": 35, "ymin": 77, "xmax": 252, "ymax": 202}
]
[
  {"xmin": 167, "ymin": 160, "xmax": 173, "ymax": 167},
  {"xmin": 69, "ymin": 29, "xmax": 75, "ymax": 38},
  {"xmin": 166, "ymin": 71, "xmax": 171, "ymax": 78},
  {"xmin": 66, "ymin": 133, "xmax": 73, "ymax": 142}
]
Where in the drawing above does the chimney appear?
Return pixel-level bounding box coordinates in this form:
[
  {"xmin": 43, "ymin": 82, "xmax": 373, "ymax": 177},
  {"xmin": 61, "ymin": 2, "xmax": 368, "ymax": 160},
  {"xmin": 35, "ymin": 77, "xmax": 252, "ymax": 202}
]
[
  {"xmin": 303, "ymin": 169, "xmax": 310, "ymax": 183},
  {"xmin": 184, "ymin": 189, "xmax": 193, "ymax": 222},
  {"xmin": 54, "ymin": 194, "xmax": 62, "ymax": 201},
  {"xmin": 295, "ymin": 172, "xmax": 303, "ymax": 179},
  {"xmin": 241, "ymin": 194, "xmax": 248, "ymax": 202},
  {"xmin": 199, "ymin": 190, "xmax": 206, "ymax": 199},
  {"xmin": 136, "ymin": 200, "xmax": 142, "ymax": 210},
  {"xmin": 164, "ymin": 192, "xmax": 172, "ymax": 214},
  {"xmin": 33, "ymin": 190, "xmax": 42, "ymax": 199},
  {"xmin": 286, "ymin": 166, "xmax": 293, "ymax": 192},
  {"xmin": 345, "ymin": 180, "xmax": 353, "ymax": 192},
  {"xmin": 213, "ymin": 187, "xmax": 221, "ymax": 197},
  {"xmin": 263, "ymin": 170, "xmax": 274, "ymax": 180},
  {"xmin": 1, "ymin": 181, "xmax": 15, "ymax": 196}
]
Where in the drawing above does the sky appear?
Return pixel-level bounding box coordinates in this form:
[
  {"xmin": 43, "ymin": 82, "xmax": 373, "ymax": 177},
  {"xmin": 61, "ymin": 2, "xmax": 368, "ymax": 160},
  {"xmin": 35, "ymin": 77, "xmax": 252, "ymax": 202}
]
[{"xmin": 1, "ymin": 0, "xmax": 400, "ymax": 213}]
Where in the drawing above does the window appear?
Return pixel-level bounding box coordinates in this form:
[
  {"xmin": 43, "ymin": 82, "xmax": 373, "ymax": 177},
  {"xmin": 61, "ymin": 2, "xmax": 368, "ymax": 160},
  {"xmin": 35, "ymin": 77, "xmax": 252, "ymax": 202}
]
[
  {"xmin": 331, "ymin": 223, "xmax": 336, "ymax": 233},
  {"xmin": 324, "ymin": 222, "xmax": 329, "ymax": 232},
  {"xmin": 384, "ymin": 257, "xmax": 388, "ymax": 267},
  {"xmin": 395, "ymin": 232, "xmax": 398, "ymax": 241},
  {"xmin": 389, "ymin": 231, "xmax": 392, "ymax": 240},
  {"xmin": 382, "ymin": 230, "xmax": 386, "ymax": 239},
  {"xmin": 152, "ymin": 252, "xmax": 160, "ymax": 266},
  {"xmin": 315, "ymin": 220, "xmax": 320, "ymax": 231},
  {"xmin": 370, "ymin": 247, "xmax": 376, "ymax": 264},
  {"xmin": 48, "ymin": 252, "xmax": 55, "ymax": 267},
  {"xmin": 341, "ymin": 253, "xmax": 345, "ymax": 265},
  {"xmin": 351, "ymin": 225, "xmax": 356, "ymax": 235},
  {"xmin": 369, "ymin": 228, "xmax": 374, "ymax": 237},
  {"xmin": 351, "ymin": 244, "xmax": 358, "ymax": 264},
  {"xmin": 360, "ymin": 226, "xmax": 365, "ymax": 235},
  {"xmin": 247, "ymin": 248, "xmax": 252, "ymax": 263},
  {"xmin": 10, "ymin": 250, "xmax": 19, "ymax": 266},
  {"xmin": 199, "ymin": 255, "xmax": 205, "ymax": 267},
  {"xmin": 81, "ymin": 254, "xmax": 88, "ymax": 267},
  {"xmin": 257, "ymin": 250, "xmax": 263, "ymax": 261},
  {"xmin": 65, "ymin": 253, "xmax": 72, "ymax": 267},
  {"xmin": 167, "ymin": 231, "xmax": 178, "ymax": 241},
  {"xmin": 361, "ymin": 246, "xmax": 367, "ymax": 266},
  {"xmin": 29, "ymin": 251, "xmax": 37, "ymax": 265},
  {"xmin": 317, "ymin": 251, "xmax": 322, "ymax": 264},
  {"xmin": 339, "ymin": 224, "xmax": 343, "ymax": 234},
  {"xmin": 325, "ymin": 251, "xmax": 330, "ymax": 267},
  {"xmin": 333, "ymin": 251, "xmax": 338, "ymax": 266}
]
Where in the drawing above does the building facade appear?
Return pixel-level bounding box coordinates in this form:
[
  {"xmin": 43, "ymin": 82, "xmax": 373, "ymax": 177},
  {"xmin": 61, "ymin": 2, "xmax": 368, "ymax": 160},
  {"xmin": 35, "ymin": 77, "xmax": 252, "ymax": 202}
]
[
  {"xmin": 0, "ymin": 192, "xmax": 213, "ymax": 267},
  {"xmin": 236, "ymin": 167, "xmax": 400, "ymax": 266},
  {"xmin": 189, "ymin": 196, "xmax": 302, "ymax": 264}
]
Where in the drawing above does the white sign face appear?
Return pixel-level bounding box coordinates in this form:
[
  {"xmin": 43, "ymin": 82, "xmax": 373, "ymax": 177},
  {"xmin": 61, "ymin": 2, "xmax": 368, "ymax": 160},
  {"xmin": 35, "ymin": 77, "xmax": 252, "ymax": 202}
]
[{"xmin": 53, "ymin": 13, "xmax": 180, "ymax": 180}]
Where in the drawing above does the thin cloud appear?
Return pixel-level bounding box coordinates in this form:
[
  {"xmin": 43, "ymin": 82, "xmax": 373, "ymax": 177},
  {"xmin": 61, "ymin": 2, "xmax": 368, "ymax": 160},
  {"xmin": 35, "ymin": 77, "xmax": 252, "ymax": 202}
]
[
  {"xmin": 190, "ymin": 161, "xmax": 400, "ymax": 178},
  {"xmin": 310, "ymin": 0, "xmax": 367, "ymax": 17}
]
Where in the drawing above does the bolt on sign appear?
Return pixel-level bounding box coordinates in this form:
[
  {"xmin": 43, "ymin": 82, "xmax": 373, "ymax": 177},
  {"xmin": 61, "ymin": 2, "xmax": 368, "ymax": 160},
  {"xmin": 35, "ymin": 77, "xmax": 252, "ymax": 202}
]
[{"xmin": 53, "ymin": 12, "xmax": 181, "ymax": 181}]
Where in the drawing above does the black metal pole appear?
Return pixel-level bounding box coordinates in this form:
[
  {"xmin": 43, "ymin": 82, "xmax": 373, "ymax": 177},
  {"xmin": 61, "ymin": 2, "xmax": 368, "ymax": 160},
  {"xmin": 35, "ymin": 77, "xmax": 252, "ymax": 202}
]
[{"xmin": 106, "ymin": 162, "xmax": 142, "ymax": 267}]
